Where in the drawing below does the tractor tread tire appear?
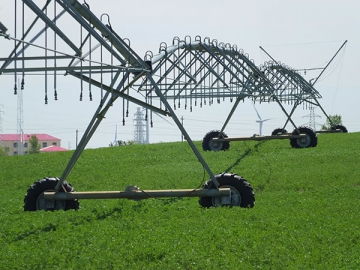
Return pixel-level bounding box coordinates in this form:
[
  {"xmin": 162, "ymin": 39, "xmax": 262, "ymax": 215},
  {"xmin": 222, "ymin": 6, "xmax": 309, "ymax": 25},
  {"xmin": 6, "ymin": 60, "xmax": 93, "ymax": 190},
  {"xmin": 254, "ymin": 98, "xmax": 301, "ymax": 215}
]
[
  {"xmin": 202, "ymin": 130, "xmax": 230, "ymax": 151},
  {"xmin": 331, "ymin": 125, "xmax": 348, "ymax": 133},
  {"xmin": 290, "ymin": 126, "xmax": 317, "ymax": 148},
  {"xmin": 199, "ymin": 173, "xmax": 255, "ymax": 208},
  {"xmin": 271, "ymin": 128, "xmax": 288, "ymax": 136},
  {"xmin": 24, "ymin": 177, "xmax": 79, "ymax": 211}
]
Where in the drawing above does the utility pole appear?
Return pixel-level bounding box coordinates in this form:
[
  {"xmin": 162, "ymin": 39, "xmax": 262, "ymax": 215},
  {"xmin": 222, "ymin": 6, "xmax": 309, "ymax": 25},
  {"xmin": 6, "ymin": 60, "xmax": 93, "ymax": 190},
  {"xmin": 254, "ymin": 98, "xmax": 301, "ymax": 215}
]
[
  {"xmin": 17, "ymin": 79, "xmax": 24, "ymax": 155},
  {"xmin": 181, "ymin": 116, "xmax": 184, "ymax": 142},
  {"xmin": 0, "ymin": 104, "xmax": 3, "ymax": 145},
  {"xmin": 145, "ymin": 108, "xmax": 149, "ymax": 144}
]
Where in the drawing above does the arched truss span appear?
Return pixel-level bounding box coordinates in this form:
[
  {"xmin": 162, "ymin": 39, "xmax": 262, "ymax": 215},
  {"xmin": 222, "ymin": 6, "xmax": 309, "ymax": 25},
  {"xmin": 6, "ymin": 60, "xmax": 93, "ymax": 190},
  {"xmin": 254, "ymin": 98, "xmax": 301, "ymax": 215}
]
[{"xmin": 137, "ymin": 36, "xmax": 322, "ymax": 110}]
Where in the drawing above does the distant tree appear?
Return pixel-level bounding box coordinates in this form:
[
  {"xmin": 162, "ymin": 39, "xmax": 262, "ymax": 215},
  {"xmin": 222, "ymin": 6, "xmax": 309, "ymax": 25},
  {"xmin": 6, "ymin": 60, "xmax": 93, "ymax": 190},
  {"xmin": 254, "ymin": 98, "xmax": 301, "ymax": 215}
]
[
  {"xmin": 321, "ymin": 114, "xmax": 342, "ymax": 130},
  {"xmin": 0, "ymin": 145, "xmax": 9, "ymax": 156},
  {"xmin": 109, "ymin": 140, "xmax": 134, "ymax": 147},
  {"xmin": 28, "ymin": 135, "xmax": 41, "ymax": 154}
]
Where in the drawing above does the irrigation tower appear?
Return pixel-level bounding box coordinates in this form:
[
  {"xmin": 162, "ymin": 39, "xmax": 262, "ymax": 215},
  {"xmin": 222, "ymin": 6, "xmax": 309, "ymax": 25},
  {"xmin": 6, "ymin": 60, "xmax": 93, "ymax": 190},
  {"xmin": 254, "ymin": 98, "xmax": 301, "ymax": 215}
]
[{"xmin": 0, "ymin": 0, "xmax": 347, "ymax": 210}]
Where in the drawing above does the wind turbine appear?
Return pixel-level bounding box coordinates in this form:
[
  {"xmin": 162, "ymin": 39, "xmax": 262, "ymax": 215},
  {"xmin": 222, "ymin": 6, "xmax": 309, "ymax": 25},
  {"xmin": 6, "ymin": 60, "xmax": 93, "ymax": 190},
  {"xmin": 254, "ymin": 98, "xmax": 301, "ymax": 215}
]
[{"xmin": 253, "ymin": 104, "xmax": 271, "ymax": 136}]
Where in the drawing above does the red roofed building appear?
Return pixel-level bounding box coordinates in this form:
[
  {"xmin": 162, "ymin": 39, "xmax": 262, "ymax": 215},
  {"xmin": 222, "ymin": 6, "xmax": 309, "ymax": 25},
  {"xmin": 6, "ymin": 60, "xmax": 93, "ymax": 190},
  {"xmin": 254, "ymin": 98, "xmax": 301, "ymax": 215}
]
[
  {"xmin": 40, "ymin": 145, "xmax": 68, "ymax": 153},
  {"xmin": 0, "ymin": 134, "xmax": 63, "ymax": 156}
]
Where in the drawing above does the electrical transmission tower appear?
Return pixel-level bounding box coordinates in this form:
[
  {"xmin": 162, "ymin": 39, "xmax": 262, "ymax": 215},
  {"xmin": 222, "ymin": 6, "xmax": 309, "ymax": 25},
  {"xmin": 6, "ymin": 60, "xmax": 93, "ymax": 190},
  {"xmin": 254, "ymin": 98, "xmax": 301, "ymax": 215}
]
[
  {"xmin": 133, "ymin": 107, "xmax": 148, "ymax": 144},
  {"xmin": 303, "ymin": 106, "xmax": 321, "ymax": 131}
]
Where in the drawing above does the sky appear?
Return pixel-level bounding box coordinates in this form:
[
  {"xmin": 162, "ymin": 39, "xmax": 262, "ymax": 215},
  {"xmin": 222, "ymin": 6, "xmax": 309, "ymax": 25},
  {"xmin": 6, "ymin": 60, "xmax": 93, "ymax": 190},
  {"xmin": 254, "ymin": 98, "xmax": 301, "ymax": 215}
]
[{"xmin": 0, "ymin": 0, "xmax": 359, "ymax": 150}]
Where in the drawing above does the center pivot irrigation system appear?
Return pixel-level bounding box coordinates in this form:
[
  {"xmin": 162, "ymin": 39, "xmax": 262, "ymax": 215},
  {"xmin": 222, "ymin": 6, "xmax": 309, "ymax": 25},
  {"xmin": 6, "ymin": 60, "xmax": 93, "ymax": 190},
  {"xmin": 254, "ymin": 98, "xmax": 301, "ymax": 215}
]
[{"xmin": 0, "ymin": 0, "xmax": 347, "ymax": 211}]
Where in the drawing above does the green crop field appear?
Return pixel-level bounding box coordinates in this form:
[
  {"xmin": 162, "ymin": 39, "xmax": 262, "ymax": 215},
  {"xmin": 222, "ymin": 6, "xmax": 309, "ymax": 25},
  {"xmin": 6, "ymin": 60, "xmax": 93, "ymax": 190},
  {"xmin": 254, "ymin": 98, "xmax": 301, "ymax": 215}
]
[{"xmin": 1, "ymin": 132, "xmax": 359, "ymax": 269}]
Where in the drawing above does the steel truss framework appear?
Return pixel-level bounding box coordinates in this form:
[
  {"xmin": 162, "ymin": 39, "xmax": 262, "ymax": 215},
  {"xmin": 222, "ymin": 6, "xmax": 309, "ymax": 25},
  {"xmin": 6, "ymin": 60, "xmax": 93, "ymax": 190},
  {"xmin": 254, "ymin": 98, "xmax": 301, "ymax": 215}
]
[
  {"xmin": 140, "ymin": 38, "xmax": 346, "ymax": 135},
  {"xmin": 0, "ymin": 0, "xmax": 346, "ymax": 208}
]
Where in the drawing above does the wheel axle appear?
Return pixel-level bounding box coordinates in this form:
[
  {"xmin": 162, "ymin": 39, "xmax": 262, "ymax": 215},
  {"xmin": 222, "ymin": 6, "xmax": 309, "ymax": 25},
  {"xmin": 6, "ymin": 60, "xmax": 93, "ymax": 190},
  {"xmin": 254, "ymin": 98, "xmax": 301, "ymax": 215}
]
[
  {"xmin": 212, "ymin": 133, "xmax": 307, "ymax": 142},
  {"xmin": 43, "ymin": 187, "xmax": 231, "ymax": 200}
]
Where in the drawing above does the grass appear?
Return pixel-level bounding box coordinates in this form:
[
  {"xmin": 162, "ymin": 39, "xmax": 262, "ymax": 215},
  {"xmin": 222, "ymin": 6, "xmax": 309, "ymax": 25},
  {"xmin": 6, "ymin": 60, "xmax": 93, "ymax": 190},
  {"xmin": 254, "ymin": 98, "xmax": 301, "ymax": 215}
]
[{"xmin": 0, "ymin": 132, "xmax": 359, "ymax": 269}]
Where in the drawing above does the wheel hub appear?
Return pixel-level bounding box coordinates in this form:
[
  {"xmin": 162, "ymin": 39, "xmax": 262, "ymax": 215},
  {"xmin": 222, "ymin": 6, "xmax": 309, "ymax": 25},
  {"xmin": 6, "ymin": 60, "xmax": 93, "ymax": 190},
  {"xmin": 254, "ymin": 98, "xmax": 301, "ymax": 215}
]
[
  {"xmin": 297, "ymin": 134, "xmax": 311, "ymax": 148},
  {"xmin": 36, "ymin": 189, "xmax": 65, "ymax": 210},
  {"xmin": 209, "ymin": 138, "xmax": 224, "ymax": 151},
  {"xmin": 212, "ymin": 185, "xmax": 241, "ymax": 207}
]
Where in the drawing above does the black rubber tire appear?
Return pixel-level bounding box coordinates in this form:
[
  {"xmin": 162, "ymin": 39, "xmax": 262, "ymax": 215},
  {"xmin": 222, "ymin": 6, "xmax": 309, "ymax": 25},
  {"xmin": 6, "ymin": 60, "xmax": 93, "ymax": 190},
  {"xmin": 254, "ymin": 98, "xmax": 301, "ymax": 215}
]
[
  {"xmin": 24, "ymin": 178, "xmax": 79, "ymax": 211},
  {"xmin": 271, "ymin": 128, "xmax": 287, "ymax": 136},
  {"xmin": 290, "ymin": 126, "xmax": 317, "ymax": 148},
  {"xmin": 199, "ymin": 173, "xmax": 255, "ymax": 208},
  {"xmin": 202, "ymin": 130, "xmax": 230, "ymax": 151},
  {"xmin": 331, "ymin": 125, "xmax": 348, "ymax": 133}
]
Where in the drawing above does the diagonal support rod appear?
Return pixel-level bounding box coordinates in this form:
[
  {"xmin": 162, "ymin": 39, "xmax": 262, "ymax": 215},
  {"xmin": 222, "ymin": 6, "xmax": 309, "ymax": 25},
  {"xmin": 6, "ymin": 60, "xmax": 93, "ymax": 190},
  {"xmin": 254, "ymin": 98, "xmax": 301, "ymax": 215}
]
[
  {"xmin": 146, "ymin": 74, "xmax": 219, "ymax": 187},
  {"xmin": 23, "ymin": 0, "xmax": 82, "ymax": 56},
  {"xmin": 55, "ymin": 70, "xmax": 123, "ymax": 190}
]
